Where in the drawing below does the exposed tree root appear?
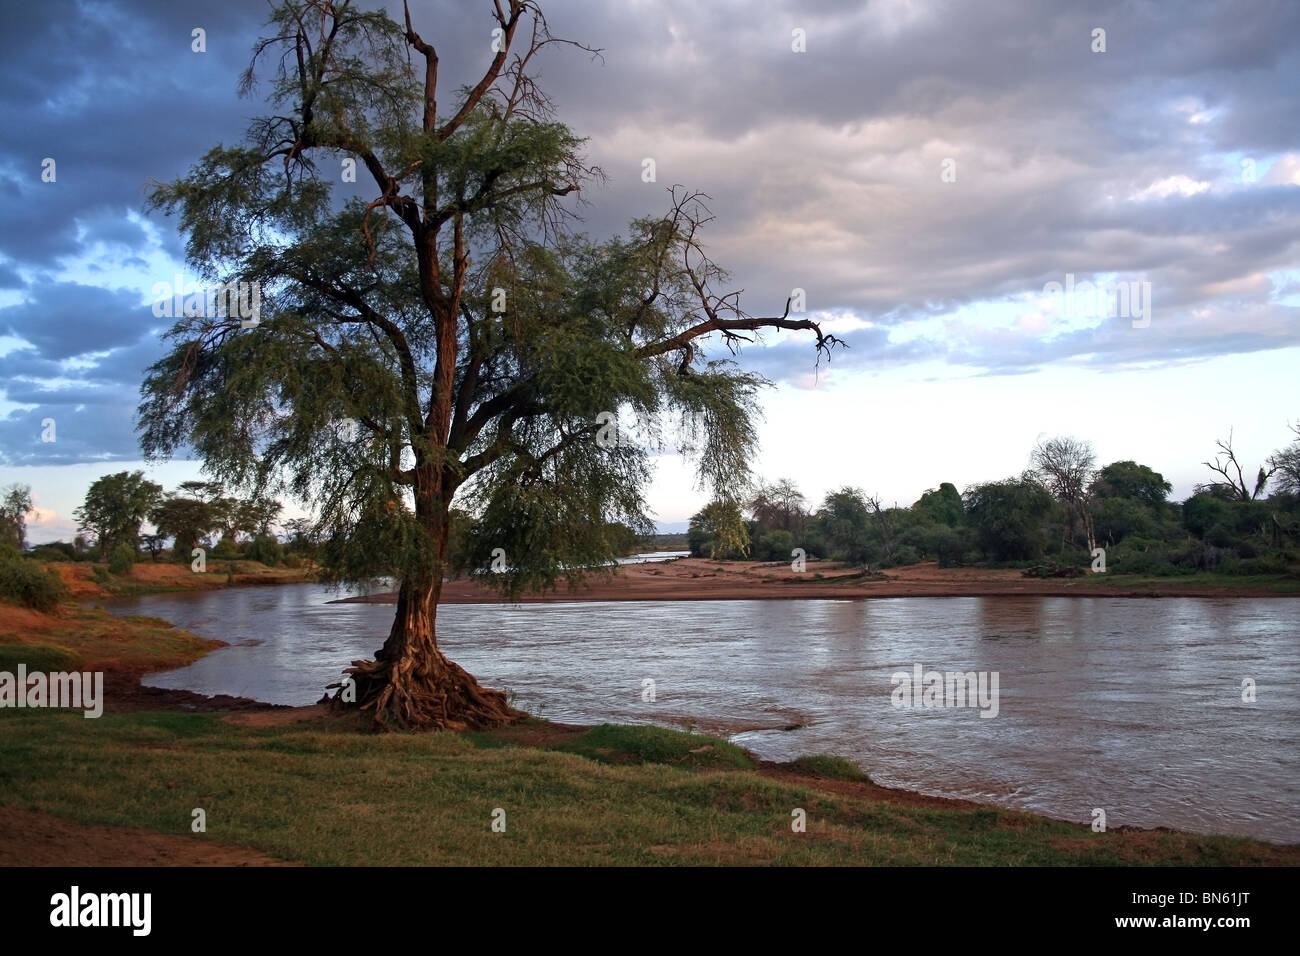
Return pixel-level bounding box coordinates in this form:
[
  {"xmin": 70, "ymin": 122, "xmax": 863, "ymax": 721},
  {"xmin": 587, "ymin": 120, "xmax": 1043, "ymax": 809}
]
[{"xmin": 326, "ymin": 649, "xmax": 522, "ymax": 731}]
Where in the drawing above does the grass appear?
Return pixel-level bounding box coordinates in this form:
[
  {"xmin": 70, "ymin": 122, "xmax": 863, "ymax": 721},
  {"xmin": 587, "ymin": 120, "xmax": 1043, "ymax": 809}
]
[
  {"xmin": 0, "ymin": 603, "xmax": 220, "ymax": 674},
  {"xmin": 553, "ymin": 723, "xmax": 756, "ymax": 770},
  {"xmin": 786, "ymin": 754, "xmax": 873, "ymax": 782},
  {"xmin": 1, "ymin": 707, "xmax": 1295, "ymax": 865},
  {"xmin": 2, "ymin": 566, "xmax": 1296, "ymax": 866}
]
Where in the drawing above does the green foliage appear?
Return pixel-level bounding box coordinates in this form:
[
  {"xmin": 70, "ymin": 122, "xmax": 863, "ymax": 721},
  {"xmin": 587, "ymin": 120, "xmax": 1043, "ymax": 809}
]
[
  {"xmin": 687, "ymin": 500, "xmax": 750, "ymax": 560},
  {"xmin": 0, "ymin": 484, "xmax": 33, "ymax": 552},
  {"xmin": 963, "ymin": 476, "xmax": 1057, "ymax": 561},
  {"xmin": 90, "ymin": 565, "xmax": 111, "ymax": 585},
  {"xmin": 107, "ymin": 543, "xmax": 137, "ymax": 575},
  {"xmin": 817, "ymin": 487, "xmax": 872, "ymax": 563},
  {"xmin": 556, "ymin": 723, "xmax": 755, "ymax": 771},
  {"xmin": 136, "ymin": 0, "xmax": 835, "ymax": 619},
  {"xmin": 1091, "ymin": 460, "xmax": 1172, "ymax": 508},
  {"xmin": 29, "ymin": 542, "xmax": 76, "ymax": 562},
  {"xmin": 786, "ymin": 754, "xmax": 872, "ymax": 782},
  {"xmin": 245, "ymin": 533, "xmax": 285, "ymax": 567},
  {"xmin": 754, "ymin": 528, "xmax": 794, "ymax": 562},
  {"xmin": 0, "ymin": 556, "xmax": 69, "ymax": 611},
  {"xmin": 913, "ymin": 482, "xmax": 963, "ymax": 527},
  {"xmin": 74, "ymin": 471, "xmax": 162, "ymax": 556}
]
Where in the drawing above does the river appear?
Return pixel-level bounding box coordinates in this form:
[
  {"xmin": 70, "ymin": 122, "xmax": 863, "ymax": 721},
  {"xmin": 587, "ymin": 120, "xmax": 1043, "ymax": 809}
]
[{"xmin": 105, "ymin": 583, "xmax": 1300, "ymax": 843}]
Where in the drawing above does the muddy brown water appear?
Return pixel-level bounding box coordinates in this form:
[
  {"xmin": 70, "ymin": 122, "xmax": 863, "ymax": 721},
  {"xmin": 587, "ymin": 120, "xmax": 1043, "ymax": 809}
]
[{"xmin": 107, "ymin": 584, "xmax": 1300, "ymax": 842}]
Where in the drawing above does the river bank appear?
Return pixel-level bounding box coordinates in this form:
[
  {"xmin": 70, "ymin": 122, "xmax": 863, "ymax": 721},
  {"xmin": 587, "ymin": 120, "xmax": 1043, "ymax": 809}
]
[
  {"xmin": 3, "ymin": 585, "xmax": 1298, "ymax": 864},
  {"xmin": 336, "ymin": 557, "xmax": 1300, "ymax": 604},
  {"xmin": 47, "ymin": 559, "xmax": 317, "ymax": 599}
]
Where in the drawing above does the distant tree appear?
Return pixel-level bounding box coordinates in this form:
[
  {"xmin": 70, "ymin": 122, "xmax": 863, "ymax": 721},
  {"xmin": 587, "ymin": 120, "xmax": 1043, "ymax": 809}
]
[
  {"xmin": 74, "ymin": 471, "xmax": 163, "ymax": 555},
  {"xmin": 284, "ymin": 517, "xmax": 321, "ymax": 558},
  {"xmin": 0, "ymin": 484, "xmax": 33, "ymax": 552},
  {"xmin": 816, "ymin": 487, "xmax": 872, "ymax": 564},
  {"xmin": 1182, "ymin": 491, "xmax": 1232, "ymax": 537},
  {"xmin": 749, "ymin": 478, "xmax": 807, "ymax": 535},
  {"xmin": 150, "ymin": 494, "xmax": 218, "ymax": 561},
  {"xmin": 1268, "ymin": 422, "xmax": 1300, "ymax": 496},
  {"xmin": 1200, "ymin": 429, "xmax": 1272, "ymax": 501},
  {"xmin": 1031, "ymin": 436, "xmax": 1097, "ymax": 553},
  {"xmin": 688, "ymin": 499, "xmax": 750, "ymax": 560},
  {"xmin": 863, "ymin": 494, "xmax": 906, "ymax": 563},
  {"xmin": 1089, "ymin": 461, "xmax": 1171, "ymax": 509},
  {"xmin": 913, "ymin": 482, "xmax": 963, "ymax": 527},
  {"xmin": 233, "ymin": 497, "xmax": 283, "ymax": 538},
  {"xmin": 141, "ymin": 533, "xmax": 166, "ymax": 562},
  {"xmin": 964, "ymin": 475, "xmax": 1056, "ymax": 561}
]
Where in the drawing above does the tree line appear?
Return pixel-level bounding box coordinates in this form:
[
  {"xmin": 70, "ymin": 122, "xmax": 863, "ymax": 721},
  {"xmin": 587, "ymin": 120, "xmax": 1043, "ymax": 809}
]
[
  {"xmin": 688, "ymin": 426, "xmax": 1300, "ymax": 576},
  {"xmin": 6, "ymin": 472, "xmax": 319, "ymax": 573}
]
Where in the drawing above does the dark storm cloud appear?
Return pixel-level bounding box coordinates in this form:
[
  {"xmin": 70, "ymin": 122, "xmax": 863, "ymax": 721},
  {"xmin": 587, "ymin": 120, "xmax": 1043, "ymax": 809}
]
[
  {"xmin": 2, "ymin": 0, "xmax": 1298, "ymax": 465},
  {"xmin": 0, "ymin": 283, "xmax": 155, "ymax": 359}
]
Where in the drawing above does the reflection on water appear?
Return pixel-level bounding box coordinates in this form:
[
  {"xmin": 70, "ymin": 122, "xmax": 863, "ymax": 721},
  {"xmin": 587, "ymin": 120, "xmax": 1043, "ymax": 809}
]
[{"xmin": 106, "ymin": 586, "xmax": 1300, "ymax": 842}]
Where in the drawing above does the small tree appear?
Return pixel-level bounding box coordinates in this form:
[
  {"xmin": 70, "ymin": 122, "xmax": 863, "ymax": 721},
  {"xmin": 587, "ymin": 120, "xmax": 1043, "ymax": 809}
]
[
  {"xmin": 74, "ymin": 471, "xmax": 163, "ymax": 556},
  {"xmin": 816, "ymin": 487, "xmax": 872, "ymax": 564},
  {"xmin": 688, "ymin": 499, "xmax": 751, "ymax": 560},
  {"xmin": 1268, "ymin": 422, "xmax": 1300, "ymax": 496},
  {"xmin": 151, "ymin": 494, "xmax": 218, "ymax": 561},
  {"xmin": 0, "ymin": 484, "xmax": 33, "ymax": 552},
  {"xmin": 1031, "ymin": 436, "xmax": 1096, "ymax": 554}
]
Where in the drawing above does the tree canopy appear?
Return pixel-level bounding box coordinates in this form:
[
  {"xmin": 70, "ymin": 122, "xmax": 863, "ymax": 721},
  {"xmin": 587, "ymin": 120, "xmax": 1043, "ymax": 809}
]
[{"xmin": 138, "ymin": 0, "xmax": 840, "ymax": 729}]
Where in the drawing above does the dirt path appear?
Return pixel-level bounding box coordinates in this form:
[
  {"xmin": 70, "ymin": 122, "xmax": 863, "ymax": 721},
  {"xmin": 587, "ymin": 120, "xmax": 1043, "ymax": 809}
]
[{"xmin": 0, "ymin": 805, "xmax": 299, "ymax": 866}]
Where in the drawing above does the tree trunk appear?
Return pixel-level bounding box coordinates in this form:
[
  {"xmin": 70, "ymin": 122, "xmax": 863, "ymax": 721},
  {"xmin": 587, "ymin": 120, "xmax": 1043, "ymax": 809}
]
[{"xmin": 329, "ymin": 473, "xmax": 521, "ymax": 731}]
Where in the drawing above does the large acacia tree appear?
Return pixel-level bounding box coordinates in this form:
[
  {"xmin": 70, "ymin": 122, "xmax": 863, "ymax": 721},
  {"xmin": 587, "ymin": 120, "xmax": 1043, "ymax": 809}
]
[{"xmin": 140, "ymin": 0, "xmax": 840, "ymax": 730}]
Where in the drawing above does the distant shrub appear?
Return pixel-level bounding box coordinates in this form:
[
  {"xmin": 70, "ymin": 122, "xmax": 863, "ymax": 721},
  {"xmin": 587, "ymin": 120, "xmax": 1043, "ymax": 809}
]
[
  {"xmin": 1179, "ymin": 541, "xmax": 1226, "ymax": 572},
  {"xmin": 1230, "ymin": 555, "xmax": 1293, "ymax": 576},
  {"xmin": 0, "ymin": 556, "xmax": 69, "ymax": 612},
  {"xmin": 282, "ymin": 553, "xmax": 305, "ymax": 569},
  {"xmin": 91, "ymin": 564, "xmax": 111, "ymax": 585},
  {"xmin": 30, "ymin": 542, "xmax": 76, "ymax": 562},
  {"xmin": 107, "ymin": 542, "xmax": 137, "ymax": 575},
  {"xmin": 882, "ymin": 545, "xmax": 921, "ymax": 568},
  {"xmin": 212, "ymin": 538, "xmax": 240, "ymax": 559},
  {"xmin": 245, "ymin": 534, "xmax": 284, "ymax": 567}
]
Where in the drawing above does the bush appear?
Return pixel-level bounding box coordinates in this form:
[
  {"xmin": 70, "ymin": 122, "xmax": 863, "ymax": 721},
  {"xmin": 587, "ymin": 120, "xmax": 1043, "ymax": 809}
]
[
  {"xmin": 30, "ymin": 542, "xmax": 76, "ymax": 562},
  {"xmin": 245, "ymin": 533, "xmax": 284, "ymax": 567},
  {"xmin": 882, "ymin": 545, "xmax": 921, "ymax": 568},
  {"xmin": 754, "ymin": 529, "xmax": 794, "ymax": 562},
  {"xmin": 1178, "ymin": 541, "xmax": 1226, "ymax": 572},
  {"xmin": 0, "ymin": 557, "xmax": 69, "ymax": 612},
  {"xmin": 212, "ymin": 537, "xmax": 240, "ymax": 559},
  {"xmin": 1230, "ymin": 555, "xmax": 1294, "ymax": 576},
  {"xmin": 91, "ymin": 564, "xmax": 111, "ymax": 585},
  {"xmin": 107, "ymin": 542, "xmax": 137, "ymax": 575}
]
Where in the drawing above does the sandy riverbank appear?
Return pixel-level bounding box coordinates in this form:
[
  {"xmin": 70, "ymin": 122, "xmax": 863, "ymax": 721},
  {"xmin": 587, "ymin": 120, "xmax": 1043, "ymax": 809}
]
[{"xmin": 335, "ymin": 557, "xmax": 1300, "ymax": 604}]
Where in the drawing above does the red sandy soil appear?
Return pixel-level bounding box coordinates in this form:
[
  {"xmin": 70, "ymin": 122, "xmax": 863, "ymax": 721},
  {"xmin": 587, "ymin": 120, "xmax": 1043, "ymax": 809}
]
[
  {"xmin": 52, "ymin": 560, "xmax": 315, "ymax": 599},
  {"xmin": 338, "ymin": 557, "xmax": 1297, "ymax": 604},
  {"xmin": 0, "ymin": 806, "xmax": 298, "ymax": 867}
]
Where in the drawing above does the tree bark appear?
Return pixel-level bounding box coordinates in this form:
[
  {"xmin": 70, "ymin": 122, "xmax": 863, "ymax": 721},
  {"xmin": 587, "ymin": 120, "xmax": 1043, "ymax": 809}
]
[{"xmin": 331, "ymin": 470, "xmax": 520, "ymax": 731}]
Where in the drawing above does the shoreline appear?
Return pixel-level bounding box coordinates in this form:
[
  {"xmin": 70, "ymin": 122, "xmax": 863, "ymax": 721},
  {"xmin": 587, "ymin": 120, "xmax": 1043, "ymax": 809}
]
[
  {"xmin": 5, "ymin": 559, "xmax": 1298, "ymax": 861},
  {"xmin": 334, "ymin": 556, "xmax": 1300, "ymax": 604}
]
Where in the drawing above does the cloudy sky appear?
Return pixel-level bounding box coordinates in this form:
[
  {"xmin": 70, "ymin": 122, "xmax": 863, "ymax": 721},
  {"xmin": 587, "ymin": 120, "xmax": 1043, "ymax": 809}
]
[{"xmin": 1, "ymin": 0, "xmax": 1298, "ymax": 542}]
